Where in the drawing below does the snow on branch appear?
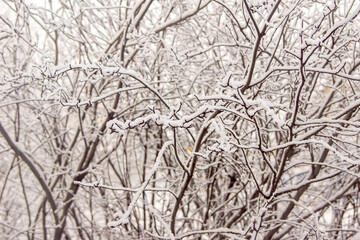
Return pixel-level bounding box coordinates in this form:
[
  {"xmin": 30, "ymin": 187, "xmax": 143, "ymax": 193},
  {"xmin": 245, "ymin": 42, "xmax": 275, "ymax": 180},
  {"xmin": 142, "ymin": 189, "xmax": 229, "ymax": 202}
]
[
  {"xmin": 74, "ymin": 181, "xmax": 177, "ymax": 198},
  {"xmin": 107, "ymin": 105, "xmax": 214, "ymax": 134}
]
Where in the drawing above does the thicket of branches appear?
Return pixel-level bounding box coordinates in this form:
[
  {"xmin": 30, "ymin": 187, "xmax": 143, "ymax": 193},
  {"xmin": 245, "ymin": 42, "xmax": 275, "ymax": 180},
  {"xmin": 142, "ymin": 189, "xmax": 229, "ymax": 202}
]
[{"xmin": 1, "ymin": 0, "xmax": 360, "ymax": 239}]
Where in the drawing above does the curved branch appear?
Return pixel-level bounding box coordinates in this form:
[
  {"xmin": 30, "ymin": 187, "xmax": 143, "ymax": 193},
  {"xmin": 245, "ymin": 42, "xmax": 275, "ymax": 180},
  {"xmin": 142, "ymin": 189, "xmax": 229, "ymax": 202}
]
[{"xmin": 0, "ymin": 121, "xmax": 59, "ymax": 224}]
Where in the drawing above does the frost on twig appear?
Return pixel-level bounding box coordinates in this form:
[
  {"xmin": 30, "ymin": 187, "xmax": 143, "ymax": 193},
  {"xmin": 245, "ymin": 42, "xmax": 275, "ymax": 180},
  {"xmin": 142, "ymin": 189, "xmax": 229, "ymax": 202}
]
[{"xmin": 107, "ymin": 105, "xmax": 214, "ymax": 134}]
